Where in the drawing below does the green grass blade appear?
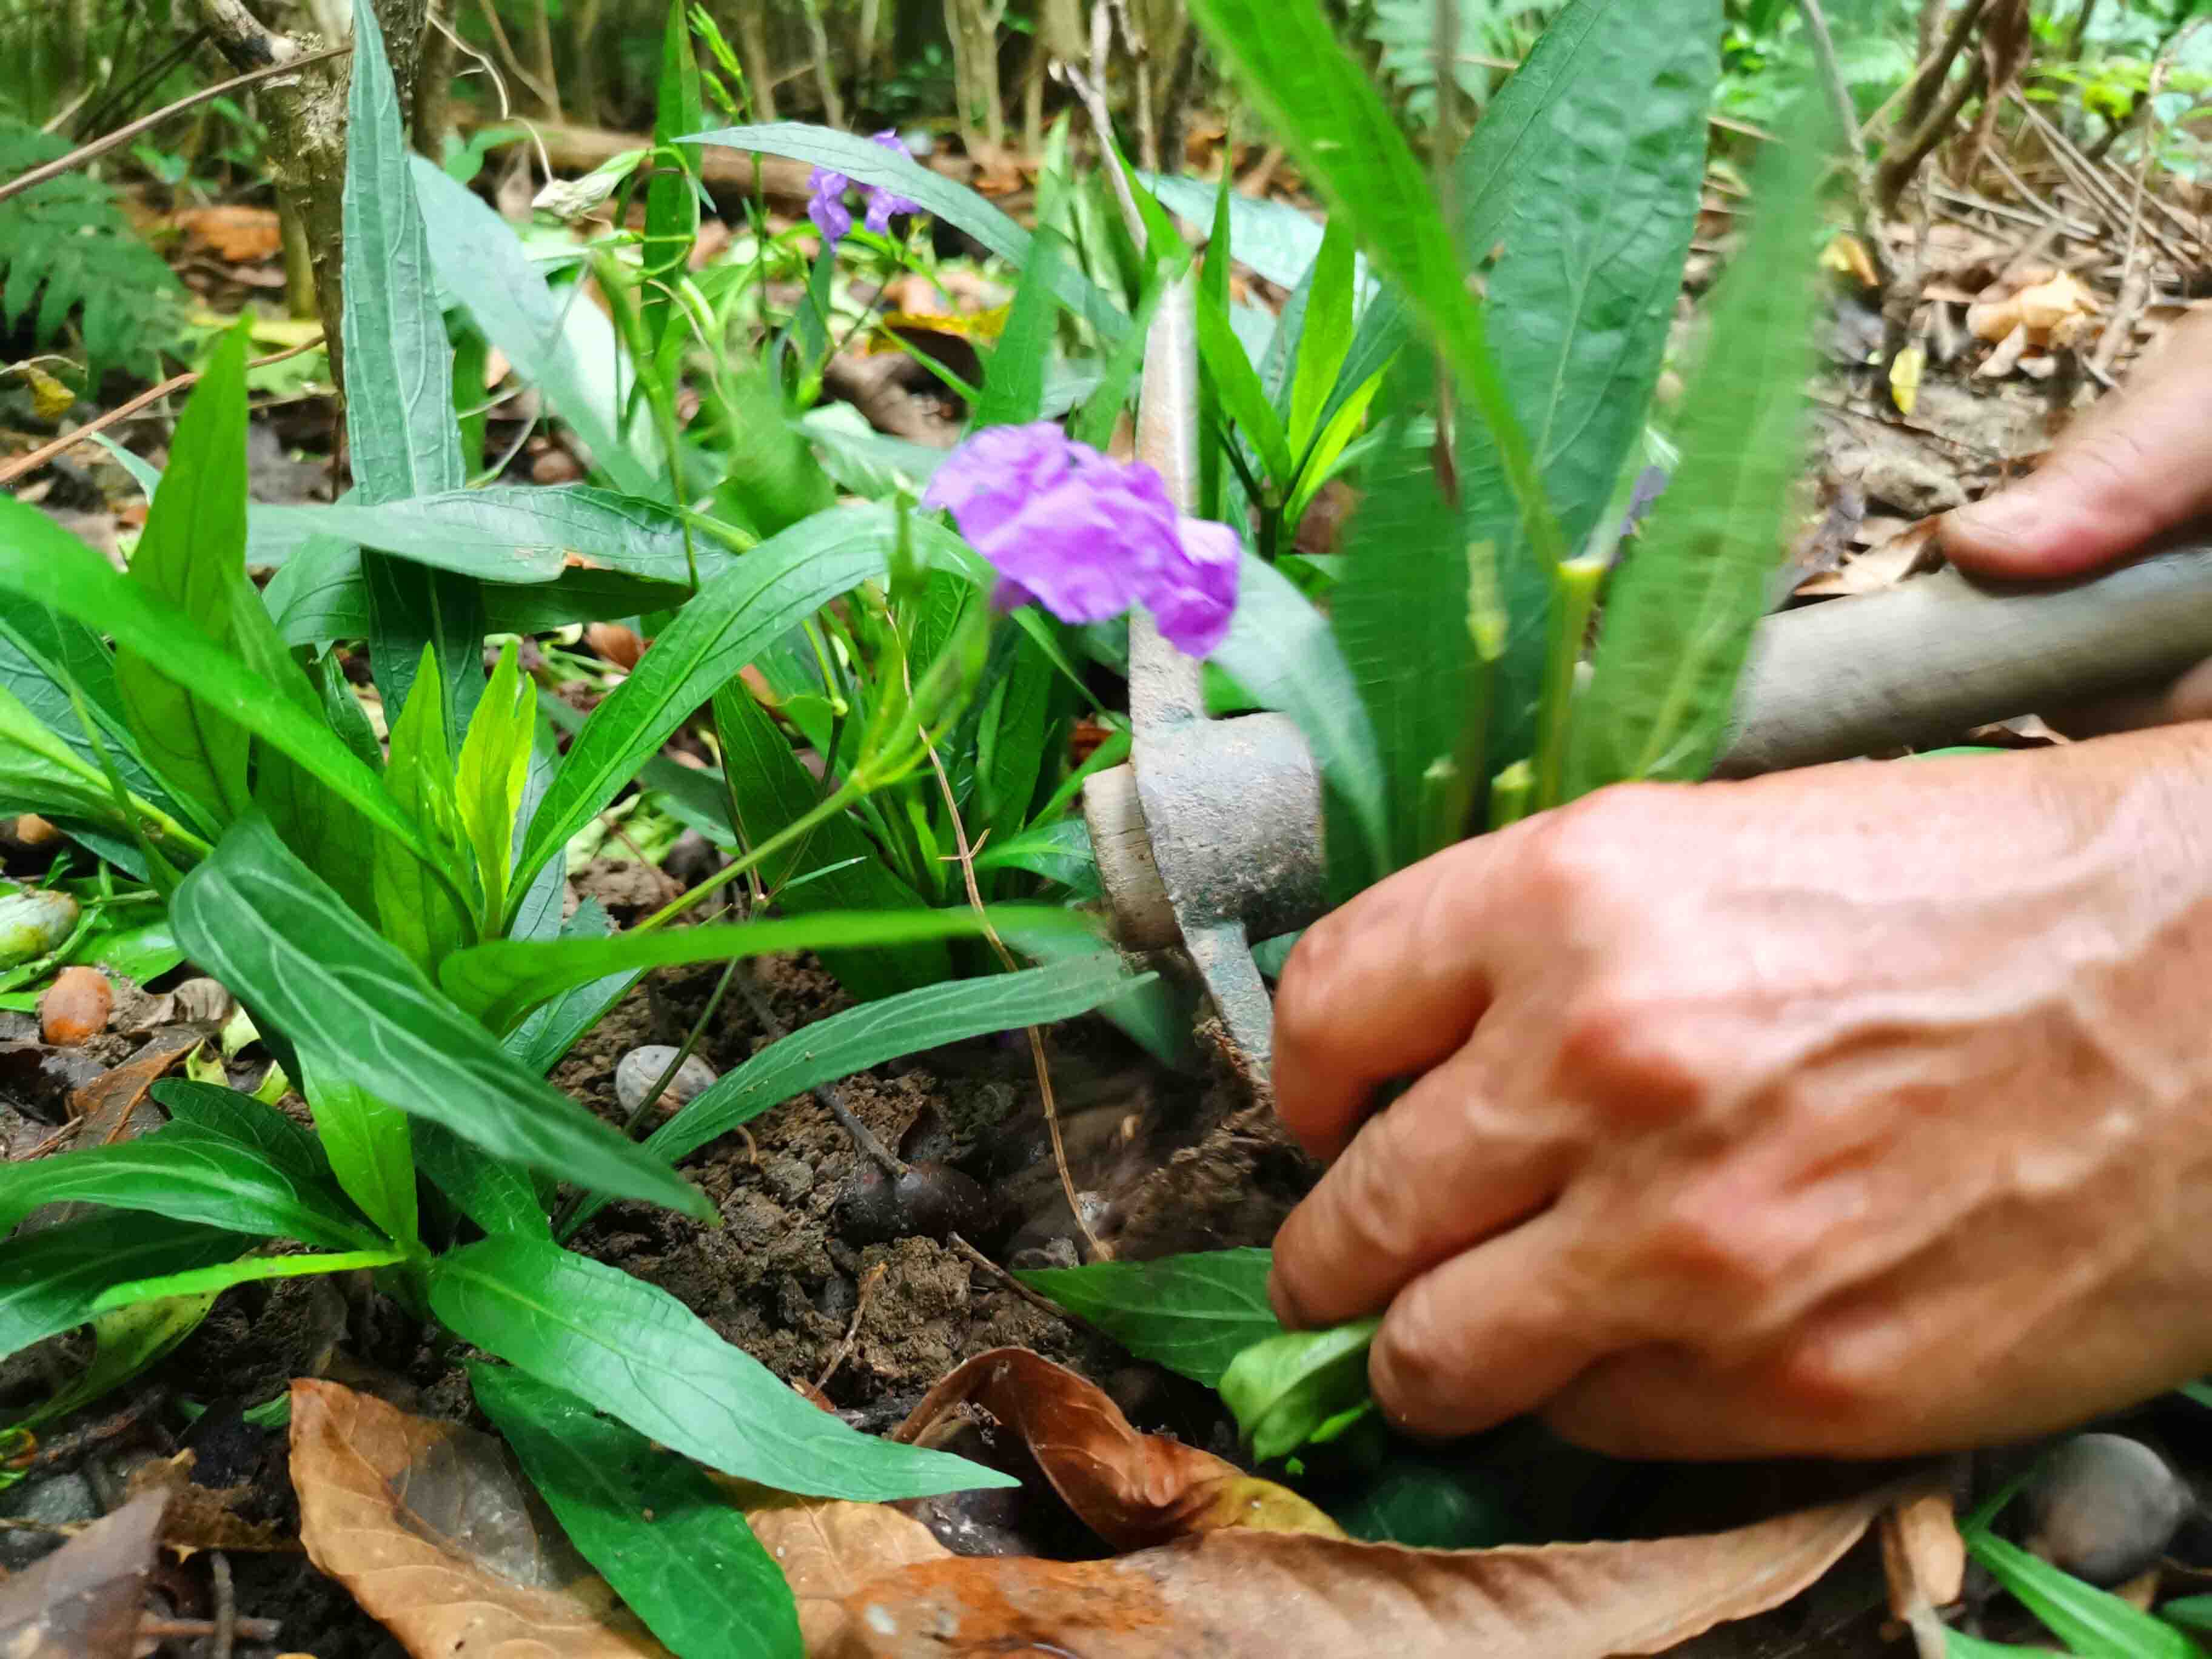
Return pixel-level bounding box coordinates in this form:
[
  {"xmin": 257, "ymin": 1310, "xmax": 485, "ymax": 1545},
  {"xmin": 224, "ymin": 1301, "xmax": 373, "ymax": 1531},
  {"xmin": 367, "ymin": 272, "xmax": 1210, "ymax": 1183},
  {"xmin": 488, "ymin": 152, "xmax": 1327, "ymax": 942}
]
[
  {"xmin": 172, "ymin": 817, "xmax": 712, "ymax": 1220},
  {"xmin": 642, "ymin": 0, "xmax": 704, "ymax": 361},
  {"xmin": 1563, "ymin": 111, "xmax": 1822, "ymax": 798},
  {"xmin": 472, "ymin": 1364, "xmax": 802, "ymax": 1659},
  {"xmin": 1287, "ymin": 216, "xmax": 1356, "ymax": 457},
  {"xmin": 431, "ymin": 1236, "xmax": 1016, "ymax": 1500},
  {"xmin": 92, "ymin": 1249, "xmax": 409, "ymax": 1314},
  {"xmin": 1967, "ymin": 1530, "xmax": 2207, "ymax": 1659}
]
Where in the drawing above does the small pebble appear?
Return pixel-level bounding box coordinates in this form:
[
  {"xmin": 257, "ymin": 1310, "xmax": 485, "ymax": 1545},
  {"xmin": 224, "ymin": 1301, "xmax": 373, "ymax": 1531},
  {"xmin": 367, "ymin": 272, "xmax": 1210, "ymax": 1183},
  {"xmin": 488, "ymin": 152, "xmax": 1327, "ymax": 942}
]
[
  {"xmin": 835, "ymin": 1161, "xmax": 993, "ymax": 1245},
  {"xmin": 0, "ymin": 890, "xmax": 78, "ymax": 968},
  {"xmin": 39, "ymin": 965, "xmax": 112, "ymax": 1045},
  {"xmin": 169, "ymin": 977, "xmax": 236, "ymax": 1026},
  {"xmin": 615, "ymin": 1045, "xmax": 719, "ymax": 1119},
  {"xmin": 663, "ymin": 829, "xmax": 725, "ymax": 890},
  {"xmin": 2026, "ymin": 1433, "xmax": 2193, "ymax": 1585}
]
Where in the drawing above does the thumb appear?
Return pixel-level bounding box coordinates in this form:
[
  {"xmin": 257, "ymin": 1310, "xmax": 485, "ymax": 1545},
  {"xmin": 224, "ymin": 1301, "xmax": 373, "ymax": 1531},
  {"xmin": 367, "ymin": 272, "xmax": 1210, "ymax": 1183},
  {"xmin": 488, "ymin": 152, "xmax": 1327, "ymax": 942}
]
[{"xmin": 1942, "ymin": 310, "xmax": 2212, "ymax": 580}]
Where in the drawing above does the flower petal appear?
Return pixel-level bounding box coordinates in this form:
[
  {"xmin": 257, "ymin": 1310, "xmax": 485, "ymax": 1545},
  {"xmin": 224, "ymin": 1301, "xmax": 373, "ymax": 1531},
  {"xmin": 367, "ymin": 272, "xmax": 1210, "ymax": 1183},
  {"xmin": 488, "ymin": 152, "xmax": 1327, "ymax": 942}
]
[{"xmin": 1141, "ymin": 516, "xmax": 1242, "ymax": 657}]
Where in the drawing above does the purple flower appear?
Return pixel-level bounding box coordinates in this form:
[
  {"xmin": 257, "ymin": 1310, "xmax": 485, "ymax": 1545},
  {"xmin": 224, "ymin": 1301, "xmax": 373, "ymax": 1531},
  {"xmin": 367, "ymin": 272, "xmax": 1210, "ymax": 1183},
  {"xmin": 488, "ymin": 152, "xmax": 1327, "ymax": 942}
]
[
  {"xmin": 806, "ymin": 132, "xmax": 923, "ymax": 246},
  {"xmin": 921, "ymin": 422, "xmax": 1241, "ymax": 657}
]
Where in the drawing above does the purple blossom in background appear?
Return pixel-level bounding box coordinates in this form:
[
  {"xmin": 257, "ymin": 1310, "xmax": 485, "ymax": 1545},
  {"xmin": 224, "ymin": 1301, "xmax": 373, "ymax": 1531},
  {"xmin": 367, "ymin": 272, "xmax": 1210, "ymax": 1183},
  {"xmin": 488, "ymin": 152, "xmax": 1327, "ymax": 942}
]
[
  {"xmin": 921, "ymin": 423, "xmax": 1241, "ymax": 657},
  {"xmin": 806, "ymin": 131, "xmax": 923, "ymax": 245}
]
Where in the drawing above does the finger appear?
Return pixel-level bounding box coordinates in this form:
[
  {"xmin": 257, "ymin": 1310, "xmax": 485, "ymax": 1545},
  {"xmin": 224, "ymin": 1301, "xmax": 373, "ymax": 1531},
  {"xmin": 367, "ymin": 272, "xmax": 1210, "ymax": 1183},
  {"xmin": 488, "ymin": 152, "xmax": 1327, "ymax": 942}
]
[
  {"xmin": 1269, "ymin": 1046, "xmax": 1577, "ymax": 1330},
  {"xmin": 1271, "ymin": 834, "xmax": 1514, "ymax": 1161},
  {"xmin": 1367, "ymin": 1209, "xmax": 1623, "ymax": 1441},
  {"xmin": 1940, "ymin": 309, "xmax": 2212, "ymax": 578},
  {"xmin": 1540, "ymin": 1347, "xmax": 1798, "ymax": 1460}
]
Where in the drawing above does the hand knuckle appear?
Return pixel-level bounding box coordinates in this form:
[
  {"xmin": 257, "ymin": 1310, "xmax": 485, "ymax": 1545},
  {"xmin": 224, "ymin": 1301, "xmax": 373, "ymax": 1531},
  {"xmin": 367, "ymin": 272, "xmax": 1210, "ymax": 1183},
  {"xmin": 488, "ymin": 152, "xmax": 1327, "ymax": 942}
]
[
  {"xmin": 1763, "ymin": 1331, "xmax": 1891, "ymax": 1443},
  {"xmin": 1372, "ymin": 1282, "xmax": 1457, "ymax": 1416},
  {"xmin": 1553, "ymin": 982, "xmax": 1713, "ymax": 1120},
  {"xmin": 1641, "ymin": 1190, "xmax": 1783, "ymax": 1307}
]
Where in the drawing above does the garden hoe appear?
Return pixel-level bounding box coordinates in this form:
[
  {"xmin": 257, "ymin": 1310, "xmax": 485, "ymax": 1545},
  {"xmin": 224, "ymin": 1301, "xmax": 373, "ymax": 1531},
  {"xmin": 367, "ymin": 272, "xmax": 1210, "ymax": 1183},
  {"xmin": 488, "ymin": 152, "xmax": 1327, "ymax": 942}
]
[{"xmin": 1085, "ymin": 280, "xmax": 2212, "ymax": 1076}]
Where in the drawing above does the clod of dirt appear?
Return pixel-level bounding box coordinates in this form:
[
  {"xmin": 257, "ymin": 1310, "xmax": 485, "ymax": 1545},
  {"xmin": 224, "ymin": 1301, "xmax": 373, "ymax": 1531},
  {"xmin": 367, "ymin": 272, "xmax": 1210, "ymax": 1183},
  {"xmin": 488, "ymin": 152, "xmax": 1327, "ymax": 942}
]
[
  {"xmin": 613, "ymin": 1045, "xmax": 717, "ymax": 1119},
  {"xmin": 2025, "ymin": 1433, "xmax": 2193, "ymax": 1585},
  {"xmin": 39, "ymin": 967, "xmax": 112, "ymax": 1046},
  {"xmin": 836, "ymin": 1161, "xmax": 994, "ymax": 1247}
]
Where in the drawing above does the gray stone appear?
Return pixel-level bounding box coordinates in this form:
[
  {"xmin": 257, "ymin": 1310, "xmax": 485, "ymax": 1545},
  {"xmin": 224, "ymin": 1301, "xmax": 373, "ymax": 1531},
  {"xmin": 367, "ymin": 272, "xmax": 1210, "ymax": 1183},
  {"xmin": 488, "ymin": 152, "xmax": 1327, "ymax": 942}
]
[
  {"xmin": 2026, "ymin": 1432, "xmax": 2193, "ymax": 1585},
  {"xmin": 614, "ymin": 1045, "xmax": 719, "ymax": 1119},
  {"xmin": 0, "ymin": 1469, "xmax": 98, "ymax": 1570}
]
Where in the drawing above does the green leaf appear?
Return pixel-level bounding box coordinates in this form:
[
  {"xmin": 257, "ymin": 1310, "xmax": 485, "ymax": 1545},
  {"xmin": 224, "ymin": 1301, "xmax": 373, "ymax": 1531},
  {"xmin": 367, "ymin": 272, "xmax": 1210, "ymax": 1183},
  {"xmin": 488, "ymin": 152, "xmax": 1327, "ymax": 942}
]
[
  {"xmin": 343, "ymin": 0, "xmax": 483, "ymax": 730},
  {"xmin": 374, "ymin": 647, "xmax": 475, "ymax": 972},
  {"xmin": 1332, "ymin": 375, "xmax": 1490, "ymax": 871},
  {"xmin": 153, "ymin": 1078, "xmax": 330, "ymax": 1187},
  {"xmin": 413, "ymin": 1121, "xmax": 549, "ymax": 1238},
  {"xmin": 1463, "ymin": 0, "xmax": 1720, "ymax": 777},
  {"xmin": 443, "ymin": 905, "xmax": 1093, "ymax": 1034},
  {"xmin": 1196, "ymin": 179, "xmax": 1296, "ymax": 486},
  {"xmin": 1942, "ymin": 1632, "xmax": 2060, "ymax": 1658},
  {"xmin": 112, "ymin": 322, "xmax": 252, "ymax": 831},
  {"xmin": 90, "ymin": 1248, "xmax": 407, "ymax": 1313},
  {"xmin": 1014, "ymin": 1247, "xmax": 1281, "ymax": 1387},
  {"xmin": 643, "ymin": 0, "xmax": 705, "ymax": 363},
  {"xmin": 1185, "ymin": 0, "xmax": 1563, "ymax": 572},
  {"xmin": 972, "ymin": 225, "xmax": 1066, "ymax": 430},
  {"xmin": 500, "ymin": 895, "xmax": 642, "ymax": 1077},
  {"xmin": 0, "ymin": 1122, "xmax": 380, "ymax": 1250},
  {"xmin": 686, "ymin": 125, "xmax": 1128, "ymax": 343},
  {"xmin": 0, "ymin": 608, "xmax": 169, "ymax": 811},
  {"xmin": 708, "ymin": 682, "xmax": 948, "ymax": 1000},
  {"xmin": 409, "ymin": 157, "xmax": 661, "ymax": 500},
  {"xmin": 430, "ymin": 1236, "xmax": 1015, "ymax": 1499},
  {"xmin": 1330, "ymin": 1453, "xmax": 1518, "ymax": 1549},
  {"xmin": 1219, "ymin": 1318, "xmax": 1381, "ymax": 1463},
  {"xmin": 1966, "ymin": 1529, "xmax": 2206, "ymax": 1659},
  {"xmin": 2164, "ymin": 1596, "xmax": 2212, "ymax": 1636},
  {"xmin": 170, "ymin": 816, "xmax": 712, "ymax": 1221},
  {"xmin": 0, "ymin": 680, "xmax": 133, "ymax": 825},
  {"xmin": 456, "ymin": 640, "xmax": 533, "ymax": 928},
  {"xmin": 1140, "ymin": 171, "xmax": 1332, "ymax": 292},
  {"xmin": 1563, "ymin": 110, "xmax": 1821, "ymax": 799},
  {"xmin": 513, "ymin": 506, "xmax": 985, "ymax": 903},
  {"xmin": 1287, "ymin": 217, "xmax": 1356, "ymax": 457},
  {"xmin": 12, "ymin": 1291, "xmax": 215, "ymax": 1431},
  {"xmin": 0, "ymin": 498, "xmax": 440, "ymax": 869},
  {"xmin": 301, "ymin": 1057, "xmax": 420, "ymax": 1251},
  {"xmin": 471, "ymin": 1364, "xmax": 801, "ymax": 1659},
  {"xmin": 249, "ymin": 488, "xmax": 725, "ymax": 586},
  {"xmin": 0, "ymin": 1211, "xmax": 243, "ymax": 1364},
  {"xmin": 972, "ymin": 817, "xmax": 1097, "ymax": 896},
  {"xmin": 1213, "ymin": 553, "xmax": 1387, "ymax": 877}
]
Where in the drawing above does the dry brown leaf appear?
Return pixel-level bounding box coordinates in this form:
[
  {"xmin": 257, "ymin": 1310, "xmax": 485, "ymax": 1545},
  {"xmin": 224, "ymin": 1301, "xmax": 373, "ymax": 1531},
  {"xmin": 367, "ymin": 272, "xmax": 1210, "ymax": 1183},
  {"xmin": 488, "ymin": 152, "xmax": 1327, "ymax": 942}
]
[
  {"xmin": 742, "ymin": 1493, "xmax": 951, "ymax": 1654},
  {"xmin": 1979, "ymin": 322, "xmax": 2033, "ymax": 379},
  {"xmin": 830, "ymin": 1486, "xmax": 1894, "ymax": 1659},
  {"xmin": 124, "ymin": 1449, "xmax": 295, "ymax": 1557},
  {"xmin": 895, "ymin": 1349, "xmax": 1341, "ymax": 1551},
  {"xmin": 1882, "ymin": 1489, "xmax": 1965, "ymax": 1621},
  {"xmin": 289, "ymin": 1378, "xmax": 669, "ymax": 1659},
  {"xmin": 69, "ymin": 1030, "xmax": 200, "ymax": 1145},
  {"xmin": 174, "ymin": 204, "xmax": 284, "ymax": 263},
  {"xmin": 1796, "ymin": 517, "xmax": 1944, "ymax": 597},
  {"xmin": 0, "ymin": 1490, "xmax": 167, "ymax": 1659}
]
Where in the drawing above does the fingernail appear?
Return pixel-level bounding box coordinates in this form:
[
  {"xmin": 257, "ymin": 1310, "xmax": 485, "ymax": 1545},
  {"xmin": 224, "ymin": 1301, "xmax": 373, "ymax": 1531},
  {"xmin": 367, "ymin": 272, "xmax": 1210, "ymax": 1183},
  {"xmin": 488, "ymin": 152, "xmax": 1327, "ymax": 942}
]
[{"xmin": 1950, "ymin": 484, "xmax": 2046, "ymax": 545}]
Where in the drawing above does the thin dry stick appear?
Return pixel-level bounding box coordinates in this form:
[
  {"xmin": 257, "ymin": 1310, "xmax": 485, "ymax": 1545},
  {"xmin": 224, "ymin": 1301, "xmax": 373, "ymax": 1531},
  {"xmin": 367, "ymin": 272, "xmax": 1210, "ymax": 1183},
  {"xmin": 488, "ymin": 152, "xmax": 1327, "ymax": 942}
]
[
  {"xmin": 210, "ymin": 1550, "xmax": 238, "ymax": 1659},
  {"xmin": 945, "ymin": 1231, "xmax": 1082, "ymax": 1324},
  {"xmin": 907, "ymin": 674, "xmax": 1104, "ymax": 1262},
  {"xmin": 469, "ymin": 0, "xmax": 560, "ymax": 121},
  {"xmin": 0, "ymin": 337, "xmax": 326, "ymax": 488},
  {"xmin": 0, "ymin": 45, "xmax": 353, "ymax": 210},
  {"xmin": 814, "ymin": 1259, "xmax": 886, "ymax": 1390},
  {"xmin": 139, "ymin": 1617, "xmax": 284, "ymax": 1643},
  {"xmin": 2011, "ymin": 92, "xmax": 2196, "ymax": 268}
]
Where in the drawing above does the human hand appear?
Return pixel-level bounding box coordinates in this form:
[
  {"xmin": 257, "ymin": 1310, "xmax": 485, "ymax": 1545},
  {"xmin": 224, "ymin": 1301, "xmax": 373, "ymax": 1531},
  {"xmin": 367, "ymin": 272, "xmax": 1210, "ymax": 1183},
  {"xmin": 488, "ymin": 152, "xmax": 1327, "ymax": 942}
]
[{"xmin": 1268, "ymin": 726, "xmax": 2212, "ymax": 1457}]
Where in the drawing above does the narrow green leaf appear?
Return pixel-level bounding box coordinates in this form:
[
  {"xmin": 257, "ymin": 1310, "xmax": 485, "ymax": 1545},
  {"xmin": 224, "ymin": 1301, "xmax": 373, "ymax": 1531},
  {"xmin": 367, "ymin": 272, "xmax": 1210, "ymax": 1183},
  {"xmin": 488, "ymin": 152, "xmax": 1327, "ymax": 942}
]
[
  {"xmin": 2164, "ymin": 1595, "xmax": 2212, "ymax": 1636},
  {"xmin": 374, "ymin": 646, "xmax": 475, "ymax": 971},
  {"xmin": 709, "ymin": 682, "xmax": 947, "ymax": 1000},
  {"xmin": 1966, "ymin": 1529, "xmax": 2205, "ymax": 1659},
  {"xmin": 686, "ymin": 124, "xmax": 1128, "ymax": 343},
  {"xmin": 0, "ymin": 680, "xmax": 134, "ymax": 825},
  {"xmin": 472, "ymin": 1364, "xmax": 802, "ymax": 1659},
  {"xmin": 1563, "ymin": 113, "xmax": 1821, "ymax": 798},
  {"xmin": 1197, "ymin": 179, "xmax": 1296, "ymax": 486},
  {"xmin": 1141, "ymin": 171, "xmax": 1334, "ymax": 291},
  {"xmin": 431, "ymin": 1236, "xmax": 1014, "ymax": 1500},
  {"xmin": 409, "ymin": 156, "xmax": 662, "ymax": 499},
  {"xmin": 0, "ymin": 1211, "xmax": 243, "ymax": 1364},
  {"xmin": 972, "ymin": 226, "xmax": 1066, "ymax": 430},
  {"xmin": 1213, "ymin": 553, "xmax": 1387, "ymax": 876},
  {"xmin": 643, "ymin": 0, "xmax": 705, "ymax": 361},
  {"xmin": 1219, "ymin": 1317, "xmax": 1381, "ymax": 1463},
  {"xmin": 1185, "ymin": 0, "xmax": 1563, "ymax": 570},
  {"xmin": 414, "ymin": 1121, "xmax": 549, "ymax": 1238},
  {"xmin": 1287, "ymin": 217, "xmax": 1356, "ymax": 457},
  {"xmin": 153, "ymin": 1078, "xmax": 330, "ymax": 1187},
  {"xmin": 1014, "ymin": 1247, "xmax": 1281, "ymax": 1387},
  {"xmin": 112, "ymin": 323, "xmax": 252, "ymax": 830},
  {"xmin": 0, "ymin": 608, "xmax": 169, "ymax": 810},
  {"xmin": 971, "ymin": 816, "xmax": 1097, "ymax": 895},
  {"xmin": 0, "ymin": 1123, "xmax": 380, "ymax": 1250},
  {"xmin": 171, "ymin": 817, "xmax": 712, "ymax": 1220},
  {"xmin": 0, "ymin": 498, "xmax": 439, "ymax": 868},
  {"xmin": 1942, "ymin": 1631, "xmax": 2060, "ymax": 1658},
  {"xmin": 344, "ymin": 0, "xmax": 483, "ymax": 729},
  {"xmin": 15, "ymin": 1292, "xmax": 215, "ymax": 1431},
  {"xmin": 443, "ymin": 905, "xmax": 1093, "ymax": 1034},
  {"xmin": 500, "ymin": 895, "xmax": 641, "ymax": 1078},
  {"xmin": 513, "ymin": 506, "xmax": 987, "ymax": 902},
  {"xmin": 455, "ymin": 640, "xmax": 533, "ymax": 928},
  {"xmin": 301, "ymin": 1057, "xmax": 420, "ymax": 1251},
  {"xmin": 91, "ymin": 1248, "xmax": 407, "ymax": 1313}
]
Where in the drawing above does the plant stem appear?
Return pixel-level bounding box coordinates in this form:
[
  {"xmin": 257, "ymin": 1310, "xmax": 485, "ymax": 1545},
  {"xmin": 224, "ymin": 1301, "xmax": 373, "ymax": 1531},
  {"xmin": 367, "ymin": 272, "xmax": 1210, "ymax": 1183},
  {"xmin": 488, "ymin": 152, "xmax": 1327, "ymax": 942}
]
[
  {"xmin": 635, "ymin": 780, "xmax": 867, "ymax": 933},
  {"xmin": 1529, "ymin": 557, "xmax": 1604, "ymax": 812},
  {"xmin": 1487, "ymin": 759, "xmax": 1534, "ymax": 830}
]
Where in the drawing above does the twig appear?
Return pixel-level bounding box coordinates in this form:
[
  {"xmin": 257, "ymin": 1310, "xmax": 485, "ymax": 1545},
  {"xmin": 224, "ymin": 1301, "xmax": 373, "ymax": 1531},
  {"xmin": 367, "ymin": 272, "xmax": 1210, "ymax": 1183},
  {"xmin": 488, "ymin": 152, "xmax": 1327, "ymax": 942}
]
[
  {"xmin": 139, "ymin": 1616, "xmax": 283, "ymax": 1643},
  {"xmin": 0, "ymin": 44, "xmax": 353, "ymax": 210},
  {"xmin": 2092, "ymin": 18, "xmax": 2202, "ymax": 375},
  {"xmin": 0, "ymin": 338, "xmax": 326, "ymax": 489},
  {"xmin": 2010, "ymin": 93, "xmax": 2195, "ymax": 269},
  {"xmin": 1905, "ymin": 0, "xmax": 1991, "ymax": 131},
  {"xmin": 469, "ymin": 0, "xmax": 560, "ymax": 120},
  {"xmin": 945, "ymin": 1232, "xmax": 1081, "ymax": 1325},
  {"xmin": 1800, "ymin": 0, "xmax": 1896, "ymax": 287},
  {"xmin": 727, "ymin": 965, "xmax": 905, "ymax": 1178},
  {"xmin": 814, "ymin": 1259, "xmax": 885, "ymax": 1391},
  {"xmin": 210, "ymin": 1550, "xmax": 237, "ymax": 1659},
  {"xmin": 1879, "ymin": 54, "xmax": 1986, "ymax": 211}
]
